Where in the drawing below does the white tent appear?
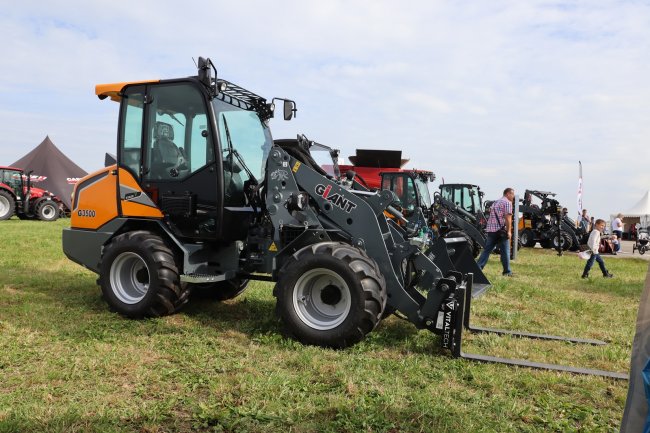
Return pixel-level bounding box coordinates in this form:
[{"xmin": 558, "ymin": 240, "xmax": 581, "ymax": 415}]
[{"xmin": 612, "ymin": 190, "xmax": 650, "ymax": 230}]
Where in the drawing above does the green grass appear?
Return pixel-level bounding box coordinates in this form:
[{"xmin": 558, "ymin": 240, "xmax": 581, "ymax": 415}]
[{"xmin": 0, "ymin": 218, "xmax": 647, "ymax": 432}]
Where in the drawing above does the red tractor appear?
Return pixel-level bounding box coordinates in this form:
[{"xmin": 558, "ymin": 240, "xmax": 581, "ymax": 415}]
[{"xmin": 0, "ymin": 166, "xmax": 61, "ymax": 221}]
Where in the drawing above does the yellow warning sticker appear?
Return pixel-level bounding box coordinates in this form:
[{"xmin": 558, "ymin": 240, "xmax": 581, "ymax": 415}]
[
  {"xmin": 268, "ymin": 242, "xmax": 278, "ymax": 252},
  {"xmin": 292, "ymin": 161, "xmax": 301, "ymax": 173}
]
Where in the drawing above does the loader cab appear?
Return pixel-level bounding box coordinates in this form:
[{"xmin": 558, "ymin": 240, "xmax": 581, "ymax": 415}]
[
  {"xmin": 439, "ymin": 184, "xmax": 483, "ymax": 215},
  {"xmin": 380, "ymin": 172, "xmax": 431, "ymax": 215},
  {"xmin": 115, "ymin": 78, "xmax": 276, "ymax": 241}
]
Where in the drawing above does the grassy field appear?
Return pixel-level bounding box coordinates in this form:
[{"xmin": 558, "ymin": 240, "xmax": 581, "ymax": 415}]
[{"xmin": 0, "ymin": 219, "xmax": 648, "ymax": 432}]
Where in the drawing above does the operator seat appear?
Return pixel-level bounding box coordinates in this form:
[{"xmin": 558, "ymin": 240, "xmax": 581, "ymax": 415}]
[{"xmin": 151, "ymin": 121, "xmax": 187, "ymax": 179}]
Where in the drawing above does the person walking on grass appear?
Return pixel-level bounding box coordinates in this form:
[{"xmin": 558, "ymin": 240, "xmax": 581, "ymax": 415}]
[
  {"xmin": 477, "ymin": 187, "xmax": 514, "ymax": 277},
  {"xmin": 582, "ymin": 218, "xmax": 614, "ymax": 279}
]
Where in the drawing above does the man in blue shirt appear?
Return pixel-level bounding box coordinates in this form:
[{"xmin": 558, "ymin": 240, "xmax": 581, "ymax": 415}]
[{"xmin": 477, "ymin": 188, "xmax": 515, "ymax": 276}]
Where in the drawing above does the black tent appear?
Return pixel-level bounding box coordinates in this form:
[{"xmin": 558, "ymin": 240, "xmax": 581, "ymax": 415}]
[{"xmin": 11, "ymin": 136, "xmax": 87, "ymax": 210}]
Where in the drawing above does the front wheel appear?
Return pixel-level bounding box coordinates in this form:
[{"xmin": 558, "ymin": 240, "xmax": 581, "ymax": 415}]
[
  {"xmin": 98, "ymin": 230, "xmax": 189, "ymax": 318},
  {"xmin": 520, "ymin": 229, "xmax": 536, "ymax": 247},
  {"xmin": 551, "ymin": 231, "xmax": 572, "ymax": 251},
  {"xmin": 275, "ymin": 242, "xmax": 386, "ymax": 348},
  {"xmin": 35, "ymin": 199, "xmax": 59, "ymax": 222}
]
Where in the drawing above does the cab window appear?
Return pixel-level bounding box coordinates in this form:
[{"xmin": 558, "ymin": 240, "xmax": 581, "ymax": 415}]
[{"xmin": 144, "ymin": 83, "xmax": 213, "ymax": 181}]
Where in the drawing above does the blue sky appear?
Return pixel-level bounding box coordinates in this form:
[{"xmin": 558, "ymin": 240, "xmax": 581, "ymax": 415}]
[{"xmin": 1, "ymin": 1, "xmax": 649, "ymax": 221}]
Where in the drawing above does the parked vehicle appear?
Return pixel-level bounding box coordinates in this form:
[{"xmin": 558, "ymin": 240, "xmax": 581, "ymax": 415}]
[
  {"xmin": 61, "ymin": 57, "xmax": 623, "ymax": 379},
  {"xmin": 518, "ymin": 190, "xmax": 582, "ymax": 251},
  {"xmin": 0, "ymin": 166, "xmax": 62, "ymax": 221}
]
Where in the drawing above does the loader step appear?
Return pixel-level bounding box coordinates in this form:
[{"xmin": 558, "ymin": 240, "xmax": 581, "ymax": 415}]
[{"xmin": 180, "ymin": 273, "xmax": 228, "ymax": 283}]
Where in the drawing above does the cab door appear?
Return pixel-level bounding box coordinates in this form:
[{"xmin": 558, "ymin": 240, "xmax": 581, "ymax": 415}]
[{"xmin": 117, "ymin": 81, "xmax": 221, "ymax": 239}]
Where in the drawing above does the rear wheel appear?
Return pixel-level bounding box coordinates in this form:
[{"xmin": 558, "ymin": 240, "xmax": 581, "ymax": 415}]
[
  {"xmin": 0, "ymin": 190, "xmax": 15, "ymax": 220},
  {"xmin": 275, "ymin": 242, "xmax": 386, "ymax": 348},
  {"xmin": 99, "ymin": 231, "xmax": 189, "ymax": 318},
  {"xmin": 520, "ymin": 229, "xmax": 536, "ymax": 247},
  {"xmin": 35, "ymin": 200, "xmax": 59, "ymax": 222}
]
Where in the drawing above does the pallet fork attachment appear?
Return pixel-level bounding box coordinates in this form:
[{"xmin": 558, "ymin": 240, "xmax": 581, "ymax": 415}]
[{"xmin": 443, "ymin": 274, "xmax": 628, "ymax": 380}]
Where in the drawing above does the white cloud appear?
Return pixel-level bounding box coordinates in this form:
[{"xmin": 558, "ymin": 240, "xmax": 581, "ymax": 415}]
[{"xmin": 0, "ymin": 0, "xmax": 649, "ymax": 219}]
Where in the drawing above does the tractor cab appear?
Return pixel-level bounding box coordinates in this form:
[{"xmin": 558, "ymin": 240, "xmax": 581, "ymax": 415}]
[
  {"xmin": 380, "ymin": 170, "xmax": 433, "ymax": 216},
  {"xmin": 0, "ymin": 167, "xmax": 25, "ymax": 197}
]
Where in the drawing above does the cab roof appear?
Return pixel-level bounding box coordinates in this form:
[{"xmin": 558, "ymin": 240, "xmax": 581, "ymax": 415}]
[{"xmin": 95, "ymin": 80, "xmax": 160, "ymax": 102}]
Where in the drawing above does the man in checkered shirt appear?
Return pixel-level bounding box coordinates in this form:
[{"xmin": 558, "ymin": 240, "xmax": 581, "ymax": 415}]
[{"xmin": 477, "ymin": 187, "xmax": 515, "ymax": 276}]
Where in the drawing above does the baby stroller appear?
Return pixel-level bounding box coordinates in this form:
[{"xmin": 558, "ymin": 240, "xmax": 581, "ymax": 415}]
[{"xmin": 633, "ymin": 228, "xmax": 649, "ymax": 255}]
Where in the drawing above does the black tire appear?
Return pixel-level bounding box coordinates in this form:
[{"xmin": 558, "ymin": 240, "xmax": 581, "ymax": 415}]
[
  {"xmin": 640, "ymin": 246, "xmax": 646, "ymax": 255},
  {"xmin": 0, "ymin": 190, "xmax": 15, "ymax": 220},
  {"xmin": 551, "ymin": 231, "xmax": 572, "ymax": 251},
  {"xmin": 520, "ymin": 229, "xmax": 536, "ymax": 247},
  {"xmin": 190, "ymin": 278, "xmax": 250, "ymax": 301},
  {"xmin": 98, "ymin": 230, "xmax": 189, "ymax": 318},
  {"xmin": 275, "ymin": 242, "xmax": 386, "ymax": 348},
  {"xmin": 35, "ymin": 199, "xmax": 59, "ymax": 222}
]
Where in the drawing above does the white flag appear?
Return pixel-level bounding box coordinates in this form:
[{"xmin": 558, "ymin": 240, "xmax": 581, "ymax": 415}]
[{"xmin": 577, "ymin": 161, "xmax": 583, "ymax": 217}]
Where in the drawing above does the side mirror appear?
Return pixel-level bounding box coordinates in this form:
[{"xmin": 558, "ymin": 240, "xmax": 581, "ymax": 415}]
[
  {"xmin": 271, "ymin": 98, "xmax": 298, "ymax": 120},
  {"xmin": 197, "ymin": 57, "xmax": 217, "ymax": 96},
  {"xmin": 284, "ymin": 100, "xmax": 296, "ymax": 120}
]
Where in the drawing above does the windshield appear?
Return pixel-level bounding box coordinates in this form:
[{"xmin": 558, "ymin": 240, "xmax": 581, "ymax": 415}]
[
  {"xmin": 310, "ymin": 149, "xmax": 338, "ymax": 177},
  {"xmin": 1, "ymin": 169, "xmax": 23, "ymax": 192},
  {"xmin": 212, "ymin": 99, "xmax": 273, "ymax": 182},
  {"xmin": 415, "ymin": 178, "xmax": 431, "ymax": 208},
  {"xmin": 441, "ymin": 185, "xmax": 480, "ymax": 213}
]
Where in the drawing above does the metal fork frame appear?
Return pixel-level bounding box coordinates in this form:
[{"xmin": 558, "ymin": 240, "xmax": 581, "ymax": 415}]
[{"xmin": 448, "ymin": 274, "xmax": 628, "ymax": 380}]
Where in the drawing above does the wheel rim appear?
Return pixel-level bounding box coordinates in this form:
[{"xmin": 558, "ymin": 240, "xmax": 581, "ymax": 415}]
[
  {"xmin": 110, "ymin": 252, "xmax": 150, "ymax": 304},
  {"xmin": 0, "ymin": 196, "xmax": 10, "ymax": 217},
  {"xmin": 293, "ymin": 268, "xmax": 352, "ymax": 330},
  {"xmin": 41, "ymin": 203, "xmax": 56, "ymax": 219}
]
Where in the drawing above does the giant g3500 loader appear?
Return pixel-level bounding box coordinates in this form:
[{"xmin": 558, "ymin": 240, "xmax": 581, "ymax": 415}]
[{"xmin": 62, "ymin": 58, "xmax": 625, "ymax": 379}]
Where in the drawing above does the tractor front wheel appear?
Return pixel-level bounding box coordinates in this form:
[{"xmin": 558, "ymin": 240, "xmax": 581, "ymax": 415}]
[
  {"xmin": 275, "ymin": 242, "xmax": 386, "ymax": 348},
  {"xmin": 98, "ymin": 231, "xmax": 189, "ymax": 318},
  {"xmin": 35, "ymin": 199, "xmax": 59, "ymax": 222},
  {"xmin": 0, "ymin": 190, "xmax": 15, "ymax": 220}
]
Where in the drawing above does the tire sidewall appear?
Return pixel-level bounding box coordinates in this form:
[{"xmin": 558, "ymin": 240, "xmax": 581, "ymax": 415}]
[
  {"xmin": 99, "ymin": 235, "xmax": 168, "ymax": 317},
  {"xmin": 277, "ymin": 252, "xmax": 369, "ymax": 347},
  {"xmin": 37, "ymin": 200, "xmax": 59, "ymax": 221},
  {"xmin": 0, "ymin": 190, "xmax": 15, "ymax": 220},
  {"xmin": 520, "ymin": 229, "xmax": 535, "ymax": 247}
]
